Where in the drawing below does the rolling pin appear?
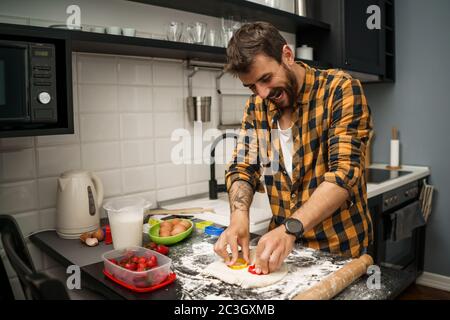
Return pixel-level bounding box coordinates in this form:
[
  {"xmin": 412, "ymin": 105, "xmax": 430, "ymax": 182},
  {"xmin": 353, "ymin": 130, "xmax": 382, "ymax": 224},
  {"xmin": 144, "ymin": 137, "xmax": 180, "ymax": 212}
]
[
  {"xmin": 145, "ymin": 207, "xmax": 215, "ymax": 216},
  {"xmin": 293, "ymin": 254, "xmax": 374, "ymax": 300}
]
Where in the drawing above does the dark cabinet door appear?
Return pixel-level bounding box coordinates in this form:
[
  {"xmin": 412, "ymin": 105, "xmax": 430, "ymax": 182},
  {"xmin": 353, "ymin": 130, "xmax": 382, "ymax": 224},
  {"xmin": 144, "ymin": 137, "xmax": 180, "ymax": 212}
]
[{"xmin": 343, "ymin": 0, "xmax": 385, "ymax": 75}]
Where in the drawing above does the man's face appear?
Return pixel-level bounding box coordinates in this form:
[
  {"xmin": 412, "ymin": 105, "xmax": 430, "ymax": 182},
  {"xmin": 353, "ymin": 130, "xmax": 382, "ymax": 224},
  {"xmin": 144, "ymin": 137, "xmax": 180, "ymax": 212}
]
[{"xmin": 238, "ymin": 53, "xmax": 298, "ymax": 109}]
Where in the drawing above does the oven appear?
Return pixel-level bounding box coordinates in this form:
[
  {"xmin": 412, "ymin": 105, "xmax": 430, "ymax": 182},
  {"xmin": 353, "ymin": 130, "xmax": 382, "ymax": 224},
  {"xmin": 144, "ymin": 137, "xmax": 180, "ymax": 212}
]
[
  {"xmin": 0, "ymin": 39, "xmax": 57, "ymax": 128},
  {"xmin": 368, "ymin": 176, "xmax": 426, "ymax": 278}
]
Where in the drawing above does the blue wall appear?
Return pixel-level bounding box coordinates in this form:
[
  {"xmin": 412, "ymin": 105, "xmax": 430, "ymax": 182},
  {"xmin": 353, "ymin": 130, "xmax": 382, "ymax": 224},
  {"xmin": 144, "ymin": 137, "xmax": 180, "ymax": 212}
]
[{"xmin": 364, "ymin": 0, "xmax": 450, "ymax": 276}]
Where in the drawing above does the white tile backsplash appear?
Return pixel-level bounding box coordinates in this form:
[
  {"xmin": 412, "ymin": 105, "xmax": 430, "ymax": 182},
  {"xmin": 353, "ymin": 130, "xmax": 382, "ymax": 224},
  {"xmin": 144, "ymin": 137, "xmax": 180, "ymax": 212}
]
[
  {"xmin": 120, "ymin": 113, "xmax": 153, "ymax": 139},
  {"xmin": 153, "ymin": 86, "xmax": 184, "ymax": 112},
  {"xmin": 0, "ymin": 52, "xmax": 233, "ymax": 276},
  {"xmin": 80, "ymin": 114, "xmax": 120, "ymax": 142},
  {"xmin": 78, "ymin": 54, "xmax": 117, "ymax": 84},
  {"xmin": 154, "ymin": 112, "xmax": 184, "ymax": 138},
  {"xmin": 122, "ymin": 166, "xmax": 155, "ymax": 194},
  {"xmin": 152, "ymin": 60, "xmax": 183, "ymax": 86},
  {"xmin": 81, "ymin": 142, "xmax": 121, "ymax": 171},
  {"xmin": 0, "ymin": 148, "xmax": 35, "ymax": 182},
  {"xmin": 37, "ymin": 145, "xmax": 81, "ymax": 177},
  {"xmin": 0, "ymin": 180, "xmax": 38, "ymax": 214},
  {"xmin": 0, "ymin": 137, "xmax": 34, "ymax": 151},
  {"xmin": 37, "ymin": 177, "xmax": 58, "ymax": 209},
  {"xmin": 95, "ymin": 169, "xmax": 122, "ymax": 197},
  {"xmin": 78, "ymin": 84, "xmax": 118, "ymax": 113},
  {"xmin": 118, "ymin": 57, "xmax": 152, "ymax": 86},
  {"xmin": 118, "ymin": 86, "xmax": 152, "ymax": 112},
  {"xmin": 121, "ymin": 140, "xmax": 154, "ymax": 167},
  {"xmin": 39, "ymin": 208, "xmax": 56, "ymax": 230},
  {"xmin": 156, "ymin": 163, "xmax": 186, "ymax": 189}
]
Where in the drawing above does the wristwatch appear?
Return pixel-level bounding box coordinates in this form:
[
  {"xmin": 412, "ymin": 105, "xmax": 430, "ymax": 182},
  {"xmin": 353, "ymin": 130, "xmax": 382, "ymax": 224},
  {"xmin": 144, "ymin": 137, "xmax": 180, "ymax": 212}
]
[{"xmin": 284, "ymin": 218, "xmax": 304, "ymax": 241}]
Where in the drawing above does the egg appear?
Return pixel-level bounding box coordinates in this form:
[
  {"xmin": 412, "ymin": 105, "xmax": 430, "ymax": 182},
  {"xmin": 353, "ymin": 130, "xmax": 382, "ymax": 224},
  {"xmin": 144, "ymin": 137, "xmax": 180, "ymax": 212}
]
[
  {"xmin": 159, "ymin": 229, "xmax": 171, "ymax": 237},
  {"xmin": 179, "ymin": 220, "xmax": 191, "ymax": 229},
  {"xmin": 160, "ymin": 221, "xmax": 172, "ymax": 229},
  {"xmin": 171, "ymin": 224, "xmax": 187, "ymax": 236},
  {"xmin": 171, "ymin": 218, "xmax": 181, "ymax": 225}
]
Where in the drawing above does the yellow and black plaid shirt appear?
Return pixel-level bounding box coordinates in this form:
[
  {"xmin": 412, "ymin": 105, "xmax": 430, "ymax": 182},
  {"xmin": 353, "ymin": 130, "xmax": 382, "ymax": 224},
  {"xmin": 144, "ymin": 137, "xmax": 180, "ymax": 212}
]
[{"xmin": 225, "ymin": 62, "xmax": 373, "ymax": 258}]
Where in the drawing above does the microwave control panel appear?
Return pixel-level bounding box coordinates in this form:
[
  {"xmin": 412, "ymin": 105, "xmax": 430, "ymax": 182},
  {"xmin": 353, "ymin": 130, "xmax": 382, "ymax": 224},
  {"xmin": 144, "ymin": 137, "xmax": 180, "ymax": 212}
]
[{"xmin": 29, "ymin": 43, "xmax": 57, "ymax": 123}]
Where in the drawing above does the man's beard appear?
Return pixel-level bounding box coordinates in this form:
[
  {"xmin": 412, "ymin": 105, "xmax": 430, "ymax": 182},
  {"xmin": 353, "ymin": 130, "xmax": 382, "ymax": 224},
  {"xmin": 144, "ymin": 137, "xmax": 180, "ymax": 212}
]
[{"xmin": 267, "ymin": 63, "xmax": 299, "ymax": 109}]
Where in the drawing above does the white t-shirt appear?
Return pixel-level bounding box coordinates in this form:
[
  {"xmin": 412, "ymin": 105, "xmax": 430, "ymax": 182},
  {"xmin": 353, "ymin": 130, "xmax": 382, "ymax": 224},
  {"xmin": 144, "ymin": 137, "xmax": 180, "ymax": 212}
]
[{"xmin": 278, "ymin": 121, "xmax": 294, "ymax": 180}]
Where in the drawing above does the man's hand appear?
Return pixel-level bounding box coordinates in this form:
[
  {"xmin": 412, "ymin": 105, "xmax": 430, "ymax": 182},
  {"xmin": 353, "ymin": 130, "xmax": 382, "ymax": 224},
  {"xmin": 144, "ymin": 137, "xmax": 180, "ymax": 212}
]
[
  {"xmin": 254, "ymin": 225, "xmax": 295, "ymax": 274},
  {"xmin": 213, "ymin": 211, "xmax": 250, "ymax": 265}
]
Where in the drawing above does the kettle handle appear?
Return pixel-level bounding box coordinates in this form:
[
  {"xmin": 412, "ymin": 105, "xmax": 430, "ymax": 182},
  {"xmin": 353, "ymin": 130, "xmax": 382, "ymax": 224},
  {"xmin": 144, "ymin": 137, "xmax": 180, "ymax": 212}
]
[{"xmin": 91, "ymin": 173, "xmax": 104, "ymax": 206}]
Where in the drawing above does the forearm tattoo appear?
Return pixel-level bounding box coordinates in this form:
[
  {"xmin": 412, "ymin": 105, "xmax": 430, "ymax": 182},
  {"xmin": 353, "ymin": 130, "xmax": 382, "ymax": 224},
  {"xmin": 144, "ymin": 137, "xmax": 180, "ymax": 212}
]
[{"xmin": 229, "ymin": 181, "xmax": 254, "ymax": 213}]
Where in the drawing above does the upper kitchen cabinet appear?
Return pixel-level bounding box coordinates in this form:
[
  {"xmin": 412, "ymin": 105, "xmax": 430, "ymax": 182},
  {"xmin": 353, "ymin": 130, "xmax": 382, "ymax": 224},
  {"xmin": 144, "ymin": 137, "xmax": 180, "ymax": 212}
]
[{"xmin": 303, "ymin": 0, "xmax": 395, "ymax": 82}]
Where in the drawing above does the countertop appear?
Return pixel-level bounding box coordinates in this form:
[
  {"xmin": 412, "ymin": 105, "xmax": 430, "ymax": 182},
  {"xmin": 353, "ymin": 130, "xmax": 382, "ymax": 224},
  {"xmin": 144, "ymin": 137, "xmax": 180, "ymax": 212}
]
[{"xmin": 31, "ymin": 224, "xmax": 409, "ymax": 300}]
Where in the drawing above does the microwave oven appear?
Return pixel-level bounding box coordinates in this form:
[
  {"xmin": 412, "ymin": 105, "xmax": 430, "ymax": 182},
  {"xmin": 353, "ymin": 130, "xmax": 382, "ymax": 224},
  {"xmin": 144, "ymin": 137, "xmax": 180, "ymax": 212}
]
[{"xmin": 0, "ymin": 39, "xmax": 58, "ymax": 129}]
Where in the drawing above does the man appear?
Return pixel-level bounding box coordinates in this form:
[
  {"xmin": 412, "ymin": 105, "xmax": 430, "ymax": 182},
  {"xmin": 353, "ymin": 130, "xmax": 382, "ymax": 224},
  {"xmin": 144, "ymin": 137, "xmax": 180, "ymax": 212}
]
[{"xmin": 213, "ymin": 22, "xmax": 373, "ymax": 275}]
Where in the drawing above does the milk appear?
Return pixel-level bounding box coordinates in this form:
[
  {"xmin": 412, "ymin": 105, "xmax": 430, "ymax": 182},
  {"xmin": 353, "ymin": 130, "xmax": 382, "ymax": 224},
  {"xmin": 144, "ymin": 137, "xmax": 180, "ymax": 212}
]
[{"xmin": 108, "ymin": 209, "xmax": 143, "ymax": 249}]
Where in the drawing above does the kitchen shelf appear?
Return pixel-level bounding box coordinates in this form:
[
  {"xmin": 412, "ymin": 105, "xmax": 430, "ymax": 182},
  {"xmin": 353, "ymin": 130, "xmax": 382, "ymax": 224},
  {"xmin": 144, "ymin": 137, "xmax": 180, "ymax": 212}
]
[{"xmin": 127, "ymin": 0, "xmax": 330, "ymax": 34}]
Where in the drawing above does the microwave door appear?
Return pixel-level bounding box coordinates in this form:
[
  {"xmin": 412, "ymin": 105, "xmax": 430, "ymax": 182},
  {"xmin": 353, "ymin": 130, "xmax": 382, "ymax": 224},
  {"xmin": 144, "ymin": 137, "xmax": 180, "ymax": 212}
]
[{"xmin": 0, "ymin": 43, "xmax": 30, "ymax": 122}]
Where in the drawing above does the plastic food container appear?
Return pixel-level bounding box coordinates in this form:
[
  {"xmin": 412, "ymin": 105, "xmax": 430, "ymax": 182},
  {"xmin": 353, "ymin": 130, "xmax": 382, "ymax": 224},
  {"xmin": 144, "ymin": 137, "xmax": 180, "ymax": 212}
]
[{"xmin": 102, "ymin": 246, "xmax": 171, "ymax": 288}]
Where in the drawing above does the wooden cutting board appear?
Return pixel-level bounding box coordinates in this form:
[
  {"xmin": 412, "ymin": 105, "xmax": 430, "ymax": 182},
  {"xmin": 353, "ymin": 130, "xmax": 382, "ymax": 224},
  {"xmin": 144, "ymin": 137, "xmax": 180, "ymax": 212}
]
[{"xmin": 145, "ymin": 207, "xmax": 215, "ymax": 216}]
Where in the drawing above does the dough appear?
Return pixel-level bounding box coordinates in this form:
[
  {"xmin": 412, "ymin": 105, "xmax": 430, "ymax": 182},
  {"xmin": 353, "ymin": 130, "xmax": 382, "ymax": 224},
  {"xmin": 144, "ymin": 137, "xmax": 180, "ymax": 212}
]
[{"xmin": 203, "ymin": 250, "xmax": 288, "ymax": 289}]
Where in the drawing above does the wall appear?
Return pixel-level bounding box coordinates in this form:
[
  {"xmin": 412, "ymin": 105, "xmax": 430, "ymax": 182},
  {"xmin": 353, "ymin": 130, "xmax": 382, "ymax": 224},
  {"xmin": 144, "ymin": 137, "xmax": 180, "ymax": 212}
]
[{"xmin": 364, "ymin": 0, "xmax": 450, "ymax": 277}]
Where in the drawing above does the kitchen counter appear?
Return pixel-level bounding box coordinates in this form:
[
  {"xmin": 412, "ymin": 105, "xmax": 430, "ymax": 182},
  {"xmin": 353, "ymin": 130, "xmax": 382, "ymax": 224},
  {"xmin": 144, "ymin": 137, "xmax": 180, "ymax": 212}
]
[
  {"xmin": 31, "ymin": 224, "xmax": 408, "ymax": 300},
  {"xmin": 367, "ymin": 164, "xmax": 430, "ymax": 198}
]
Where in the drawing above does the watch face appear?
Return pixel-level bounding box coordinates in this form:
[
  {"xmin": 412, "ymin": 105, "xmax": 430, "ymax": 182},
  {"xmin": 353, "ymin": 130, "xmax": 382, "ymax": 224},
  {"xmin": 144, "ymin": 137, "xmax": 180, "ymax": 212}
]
[{"xmin": 286, "ymin": 218, "xmax": 302, "ymax": 234}]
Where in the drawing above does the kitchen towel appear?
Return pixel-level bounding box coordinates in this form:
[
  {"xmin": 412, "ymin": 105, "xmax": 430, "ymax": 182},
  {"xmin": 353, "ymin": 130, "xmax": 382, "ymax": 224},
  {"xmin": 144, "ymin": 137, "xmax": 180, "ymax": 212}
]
[{"xmin": 390, "ymin": 201, "xmax": 425, "ymax": 242}]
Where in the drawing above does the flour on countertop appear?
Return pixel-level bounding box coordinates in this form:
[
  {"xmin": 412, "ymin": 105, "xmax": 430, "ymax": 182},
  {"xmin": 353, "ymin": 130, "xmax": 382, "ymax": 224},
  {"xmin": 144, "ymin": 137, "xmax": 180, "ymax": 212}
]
[{"xmin": 171, "ymin": 231, "xmax": 351, "ymax": 300}]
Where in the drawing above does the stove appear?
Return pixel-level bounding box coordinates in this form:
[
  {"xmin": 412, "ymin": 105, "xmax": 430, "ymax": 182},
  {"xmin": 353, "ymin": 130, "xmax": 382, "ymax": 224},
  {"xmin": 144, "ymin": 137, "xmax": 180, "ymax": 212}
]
[{"xmin": 366, "ymin": 168, "xmax": 412, "ymax": 184}]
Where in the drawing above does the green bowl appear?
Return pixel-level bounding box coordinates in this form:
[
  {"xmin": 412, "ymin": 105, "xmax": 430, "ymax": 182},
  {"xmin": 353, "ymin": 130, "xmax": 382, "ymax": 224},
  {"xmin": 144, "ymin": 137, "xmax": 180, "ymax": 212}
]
[{"xmin": 148, "ymin": 219, "xmax": 194, "ymax": 245}]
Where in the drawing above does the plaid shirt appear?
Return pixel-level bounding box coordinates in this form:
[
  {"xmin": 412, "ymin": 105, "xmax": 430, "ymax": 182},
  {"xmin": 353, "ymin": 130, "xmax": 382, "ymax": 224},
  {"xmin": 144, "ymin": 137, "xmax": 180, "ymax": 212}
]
[{"xmin": 225, "ymin": 62, "xmax": 373, "ymax": 258}]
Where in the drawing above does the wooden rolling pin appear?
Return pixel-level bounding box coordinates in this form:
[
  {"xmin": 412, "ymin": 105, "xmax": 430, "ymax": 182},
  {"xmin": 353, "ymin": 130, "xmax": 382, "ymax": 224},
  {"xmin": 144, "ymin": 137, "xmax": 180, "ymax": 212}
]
[
  {"xmin": 293, "ymin": 254, "xmax": 374, "ymax": 300},
  {"xmin": 145, "ymin": 207, "xmax": 215, "ymax": 216}
]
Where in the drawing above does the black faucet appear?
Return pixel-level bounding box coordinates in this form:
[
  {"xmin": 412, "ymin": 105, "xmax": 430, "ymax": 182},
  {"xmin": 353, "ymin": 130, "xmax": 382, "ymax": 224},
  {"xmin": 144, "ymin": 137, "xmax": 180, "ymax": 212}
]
[{"xmin": 209, "ymin": 132, "xmax": 239, "ymax": 199}]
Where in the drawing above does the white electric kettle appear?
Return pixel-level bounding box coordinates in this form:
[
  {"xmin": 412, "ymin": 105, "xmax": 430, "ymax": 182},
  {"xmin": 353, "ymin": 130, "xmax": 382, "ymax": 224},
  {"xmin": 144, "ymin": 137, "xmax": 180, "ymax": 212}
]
[{"xmin": 56, "ymin": 170, "xmax": 104, "ymax": 239}]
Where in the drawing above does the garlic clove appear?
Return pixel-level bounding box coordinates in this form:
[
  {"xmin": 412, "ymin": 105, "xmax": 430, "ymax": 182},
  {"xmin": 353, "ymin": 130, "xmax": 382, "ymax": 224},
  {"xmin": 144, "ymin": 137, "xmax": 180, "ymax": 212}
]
[
  {"xmin": 80, "ymin": 232, "xmax": 92, "ymax": 243},
  {"xmin": 85, "ymin": 237, "xmax": 99, "ymax": 247}
]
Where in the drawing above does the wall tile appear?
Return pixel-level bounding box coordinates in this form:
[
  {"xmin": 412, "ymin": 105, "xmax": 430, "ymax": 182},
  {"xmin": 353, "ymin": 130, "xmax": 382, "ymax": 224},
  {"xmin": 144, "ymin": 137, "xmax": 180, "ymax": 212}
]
[
  {"xmin": 156, "ymin": 163, "xmax": 186, "ymax": 189},
  {"xmin": 122, "ymin": 166, "xmax": 155, "ymax": 194},
  {"xmin": 187, "ymin": 181, "xmax": 209, "ymax": 196},
  {"xmin": 0, "ymin": 181, "xmax": 38, "ymax": 214},
  {"xmin": 78, "ymin": 84, "xmax": 118, "ymax": 113},
  {"xmin": 121, "ymin": 140, "xmax": 154, "ymax": 167},
  {"xmin": 191, "ymin": 70, "xmax": 215, "ymax": 88},
  {"xmin": 95, "ymin": 169, "xmax": 122, "ymax": 197},
  {"xmin": 13, "ymin": 211, "xmax": 40, "ymax": 237},
  {"xmin": 153, "ymin": 86, "xmax": 184, "ymax": 112},
  {"xmin": 80, "ymin": 114, "xmax": 120, "ymax": 142},
  {"xmin": 81, "ymin": 142, "xmax": 121, "ymax": 171},
  {"xmin": 186, "ymin": 163, "xmax": 210, "ymax": 184},
  {"xmin": 153, "ymin": 112, "xmax": 184, "ymax": 138},
  {"xmin": 36, "ymin": 113, "xmax": 80, "ymax": 146},
  {"xmin": 0, "ymin": 148, "xmax": 35, "ymax": 182},
  {"xmin": 152, "ymin": 60, "xmax": 183, "ymax": 86},
  {"xmin": 37, "ymin": 145, "xmax": 81, "ymax": 177},
  {"xmin": 37, "ymin": 177, "xmax": 57, "ymax": 210},
  {"xmin": 118, "ymin": 86, "xmax": 152, "ymax": 112},
  {"xmin": 0, "ymin": 137, "xmax": 34, "ymax": 151},
  {"xmin": 156, "ymin": 186, "xmax": 186, "ymax": 202},
  {"xmin": 39, "ymin": 208, "xmax": 56, "ymax": 230},
  {"xmin": 154, "ymin": 138, "xmax": 179, "ymax": 164},
  {"xmin": 123, "ymin": 191, "xmax": 157, "ymax": 209},
  {"xmin": 77, "ymin": 54, "xmax": 117, "ymax": 84},
  {"xmin": 120, "ymin": 113, "xmax": 153, "ymax": 139},
  {"xmin": 118, "ymin": 58, "xmax": 152, "ymax": 86}
]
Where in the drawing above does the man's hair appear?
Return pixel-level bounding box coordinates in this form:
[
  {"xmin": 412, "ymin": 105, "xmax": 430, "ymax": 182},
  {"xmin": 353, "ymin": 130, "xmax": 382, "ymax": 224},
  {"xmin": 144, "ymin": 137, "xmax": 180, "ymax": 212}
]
[{"xmin": 225, "ymin": 21, "xmax": 287, "ymax": 75}]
